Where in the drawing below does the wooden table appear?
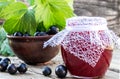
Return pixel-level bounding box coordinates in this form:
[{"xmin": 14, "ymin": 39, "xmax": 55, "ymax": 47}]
[{"xmin": 0, "ymin": 49, "xmax": 119, "ymax": 79}]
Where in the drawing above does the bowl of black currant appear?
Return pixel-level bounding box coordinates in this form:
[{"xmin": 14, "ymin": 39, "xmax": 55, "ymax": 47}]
[{"xmin": 7, "ymin": 26, "xmax": 60, "ymax": 65}]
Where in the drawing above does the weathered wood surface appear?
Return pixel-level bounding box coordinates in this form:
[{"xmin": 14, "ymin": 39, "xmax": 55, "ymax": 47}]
[
  {"xmin": 73, "ymin": 0, "xmax": 120, "ymax": 36},
  {"xmin": 0, "ymin": 49, "xmax": 119, "ymax": 79}
]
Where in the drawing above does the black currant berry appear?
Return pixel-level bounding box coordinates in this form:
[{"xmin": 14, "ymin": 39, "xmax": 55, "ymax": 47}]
[
  {"xmin": 0, "ymin": 58, "xmax": 2, "ymax": 61},
  {"xmin": 2, "ymin": 58, "xmax": 11, "ymax": 64},
  {"xmin": 39, "ymin": 32, "xmax": 48, "ymax": 36},
  {"xmin": 34, "ymin": 32, "xmax": 41, "ymax": 36},
  {"xmin": 34, "ymin": 32, "xmax": 47, "ymax": 36},
  {"xmin": 55, "ymin": 65, "xmax": 67, "ymax": 78},
  {"xmin": 13, "ymin": 32, "xmax": 23, "ymax": 36},
  {"xmin": 23, "ymin": 33, "xmax": 30, "ymax": 36},
  {"xmin": 42, "ymin": 66, "xmax": 52, "ymax": 76},
  {"xmin": 17, "ymin": 63, "xmax": 27, "ymax": 74},
  {"xmin": 47, "ymin": 26, "xmax": 59, "ymax": 35},
  {"xmin": 7, "ymin": 64, "xmax": 17, "ymax": 75},
  {"xmin": 0, "ymin": 61, "xmax": 9, "ymax": 72}
]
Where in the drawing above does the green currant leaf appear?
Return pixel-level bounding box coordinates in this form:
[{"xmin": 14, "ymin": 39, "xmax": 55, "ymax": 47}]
[
  {"xmin": 0, "ymin": 0, "xmax": 15, "ymax": 13},
  {"xmin": 35, "ymin": 0, "xmax": 74, "ymax": 30},
  {"xmin": 3, "ymin": 5, "xmax": 37, "ymax": 35},
  {"xmin": 0, "ymin": 2, "xmax": 27, "ymax": 19},
  {"xmin": 0, "ymin": 28, "xmax": 14, "ymax": 56},
  {"xmin": 65, "ymin": 0, "xmax": 73, "ymax": 9},
  {"xmin": 26, "ymin": 0, "xmax": 35, "ymax": 6},
  {"xmin": 0, "ymin": 39, "xmax": 14, "ymax": 56}
]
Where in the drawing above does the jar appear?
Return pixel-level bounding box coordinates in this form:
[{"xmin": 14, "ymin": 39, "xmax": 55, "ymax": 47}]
[
  {"xmin": 61, "ymin": 17, "xmax": 113, "ymax": 78},
  {"xmin": 44, "ymin": 16, "xmax": 117, "ymax": 78}
]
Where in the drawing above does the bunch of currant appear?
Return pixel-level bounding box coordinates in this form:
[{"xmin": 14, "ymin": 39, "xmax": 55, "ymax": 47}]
[
  {"xmin": 13, "ymin": 26, "xmax": 59, "ymax": 36},
  {"xmin": 42, "ymin": 65, "xmax": 67, "ymax": 78},
  {"xmin": 0, "ymin": 57, "xmax": 27, "ymax": 75}
]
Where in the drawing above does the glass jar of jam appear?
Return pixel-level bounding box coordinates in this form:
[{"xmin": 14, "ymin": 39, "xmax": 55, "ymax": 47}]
[
  {"xmin": 61, "ymin": 17, "xmax": 113, "ymax": 78},
  {"xmin": 44, "ymin": 16, "xmax": 119, "ymax": 78}
]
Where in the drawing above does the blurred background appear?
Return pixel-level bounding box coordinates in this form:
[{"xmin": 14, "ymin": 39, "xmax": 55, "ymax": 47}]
[{"xmin": 73, "ymin": 0, "xmax": 120, "ymax": 36}]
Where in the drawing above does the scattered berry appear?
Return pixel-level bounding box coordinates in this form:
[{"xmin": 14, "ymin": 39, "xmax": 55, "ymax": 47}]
[
  {"xmin": 17, "ymin": 63, "xmax": 27, "ymax": 74},
  {"xmin": 7, "ymin": 64, "xmax": 17, "ymax": 75},
  {"xmin": 42, "ymin": 66, "xmax": 52, "ymax": 76},
  {"xmin": 2, "ymin": 58, "xmax": 11, "ymax": 64},
  {"xmin": 0, "ymin": 61, "xmax": 9, "ymax": 72},
  {"xmin": 0, "ymin": 58, "xmax": 2, "ymax": 61},
  {"xmin": 55, "ymin": 65, "xmax": 67, "ymax": 78}
]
